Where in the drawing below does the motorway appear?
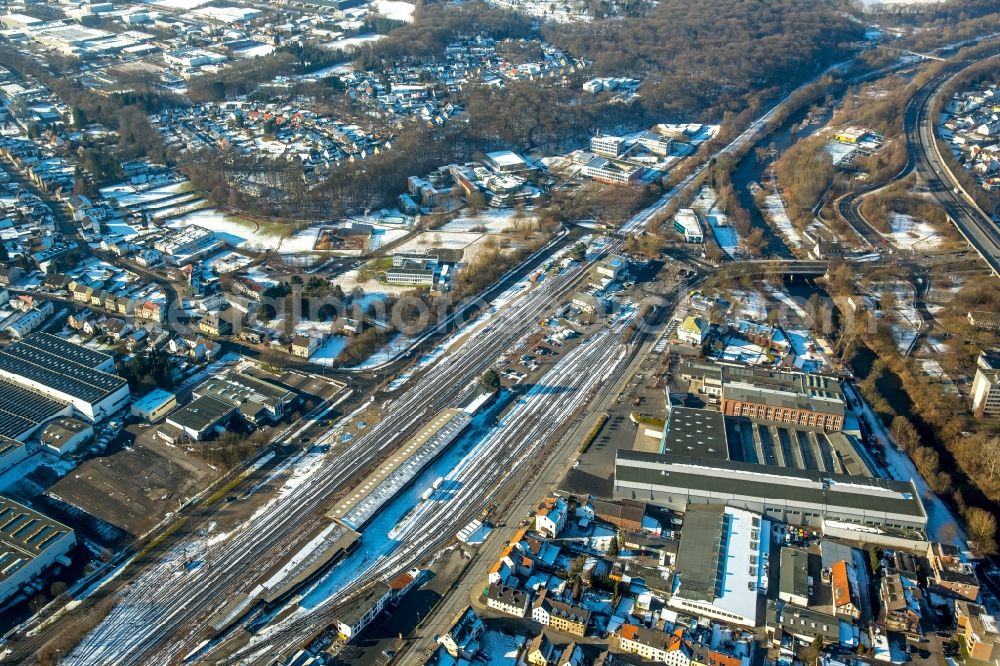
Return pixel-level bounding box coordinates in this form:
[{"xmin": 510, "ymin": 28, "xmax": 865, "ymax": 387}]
[
  {"xmin": 837, "ymin": 47, "xmax": 1000, "ymax": 262},
  {"xmin": 62, "ymin": 241, "xmax": 612, "ymax": 665},
  {"xmin": 912, "ymin": 55, "xmax": 1000, "ymax": 277}
]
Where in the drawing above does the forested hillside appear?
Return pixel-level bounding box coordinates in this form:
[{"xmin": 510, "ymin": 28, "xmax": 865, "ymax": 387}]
[{"xmin": 545, "ymin": 0, "xmax": 862, "ymax": 118}]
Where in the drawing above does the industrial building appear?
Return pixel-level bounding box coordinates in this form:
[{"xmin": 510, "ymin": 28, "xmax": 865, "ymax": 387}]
[
  {"xmin": 39, "ymin": 418, "xmax": 93, "ymax": 455},
  {"xmin": 163, "ymin": 369, "xmax": 296, "ymax": 441},
  {"xmin": 0, "ymin": 436, "xmax": 28, "ymax": 475},
  {"xmin": 616, "ymin": 398, "xmax": 925, "ymax": 542},
  {"xmin": 679, "ymin": 361, "xmax": 846, "ymax": 431},
  {"xmin": 192, "ymin": 370, "xmax": 295, "ymax": 425},
  {"xmin": 0, "ymin": 333, "xmax": 129, "ymax": 422},
  {"xmin": 614, "ymin": 449, "xmax": 927, "ymax": 539},
  {"xmin": 164, "ymin": 395, "xmax": 236, "ymax": 442},
  {"xmin": 673, "ymin": 209, "xmax": 704, "ymax": 243},
  {"xmin": 0, "ymin": 378, "xmax": 73, "ymax": 441},
  {"xmin": 153, "ymin": 225, "xmax": 223, "ymax": 265},
  {"xmin": 131, "ymin": 388, "xmax": 177, "ymax": 422},
  {"xmin": 667, "ymin": 504, "xmax": 767, "ymax": 627},
  {"xmin": 0, "ymin": 495, "xmax": 76, "ymax": 604}
]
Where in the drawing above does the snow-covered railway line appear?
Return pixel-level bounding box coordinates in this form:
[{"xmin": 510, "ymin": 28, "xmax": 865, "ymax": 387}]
[
  {"xmin": 231, "ymin": 311, "xmax": 635, "ymax": 663},
  {"xmin": 68, "ymin": 259, "xmax": 599, "ymax": 665}
]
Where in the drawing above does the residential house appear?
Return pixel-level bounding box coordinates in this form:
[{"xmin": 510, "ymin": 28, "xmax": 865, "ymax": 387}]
[
  {"xmin": 525, "ymin": 633, "xmax": 556, "ymax": 666},
  {"xmin": 531, "ymin": 590, "xmax": 591, "ymax": 637},
  {"xmin": 291, "ymin": 334, "xmax": 321, "ymax": 358},
  {"xmin": 678, "ymin": 316, "xmax": 708, "ymax": 345},
  {"xmin": 927, "ymin": 541, "xmax": 980, "ymax": 601},
  {"xmin": 617, "ymin": 625, "xmax": 691, "ymax": 666},
  {"xmin": 880, "ymin": 571, "xmax": 921, "ymax": 636},
  {"xmin": 830, "ymin": 560, "xmax": 861, "ymax": 621},
  {"xmin": 535, "ymin": 497, "xmax": 568, "ymax": 538},
  {"xmin": 956, "ymin": 599, "xmax": 1000, "ymax": 665},
  {"xmin": 483, "ymin": 583, "xmax": 529, "ymax": 618},
  {"xmin": 436, "ymin": 607, "xmax": 484, "ymax": 660}
]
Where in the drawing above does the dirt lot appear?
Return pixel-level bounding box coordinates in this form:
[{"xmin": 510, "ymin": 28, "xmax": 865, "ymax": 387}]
[{"xmin": 45, "ymin": 425, "xmax": 218, "ymax": 539}]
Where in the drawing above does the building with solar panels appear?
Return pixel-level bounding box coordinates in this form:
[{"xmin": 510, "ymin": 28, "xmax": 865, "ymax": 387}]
[
  {"xmin": 0, "ymin": 333, "xmax": 129, "ymax": 422},
  {"xmin": 0, "ymin": 379, "xmax": 73, "ymax": 441},
  {"xmin": 0, "ymin": 495, "xmax": 76, "ymax": 604}
]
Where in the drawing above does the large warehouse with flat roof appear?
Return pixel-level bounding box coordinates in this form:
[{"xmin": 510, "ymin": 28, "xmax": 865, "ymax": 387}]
[
  {"xmin": 0, "ymin": 495, "xmax": 76, "ymax": 604},
  {"xmin": 0, "ymin": 333, "xmax": 129, "ymax": 422},
  {"xmin": 615, "ymin": 449, "xmax": 927, "ymax": 535},
  {"xmin": 617, "ymin": 403, "xmax": 926, "ymax": 542},
  {"xmin": 0, "ymin": 378, "xmax": 73, "ymax": 440}
]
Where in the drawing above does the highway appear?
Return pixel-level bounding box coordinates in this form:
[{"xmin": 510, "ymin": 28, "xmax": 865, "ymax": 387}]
[
  {"xmin": 63, "ymin": 241, "xmax": 610, "ymax": 665},
  {"xmin": 837, "ymin": 48, "xmax": 1000, "ymax": 260},
  {"xmin": 220, "ymin": 278, "xmax": 652, "ymax": 664},
  {"xmin": 911, "ymin": 55, "xmax": 1000, "ymax": 277}
]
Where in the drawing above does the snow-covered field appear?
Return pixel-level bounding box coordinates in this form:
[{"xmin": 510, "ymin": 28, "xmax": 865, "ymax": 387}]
[
  {"xmin": 762, "ymin": 193, "xmax": 806, "ymax": 250},
  {"xmin": 887, "ymin": 213, "xmax": 942, "ymax": 251},
  {"xmin": 372, "ymin": 0, "xmax": 415, "ymax": 21},
  {"xmin": 100, "ymin": 181, "xmax": 189, "ymax": 209},
  {"xmin": 310, "ymin": 336, "xmax": 349, "ymax": 366},
  {"xmin": 143, "ymin": 0, "xmax": 210, "ymax": 7},
  {"xmin": 441, "ymin": 209, "xmax": 527, "ymax": 234},
  {"xmin": 165, "ymin": 210, "xmax": 321, "ymax": 253},
  {"xmin": 324, "ymin": 34, "xmax": 385, "ymax": 52},
  {"xmin": 354, "ymin": 333, "xmax": 414, "ymax": 368},
  {"xmin": 692, "ymin": 187, "xmax": 740, "ymax": 259},
  {"xmin": 393, "ymin": 231, "xmax": 483, "ymax": 253}
]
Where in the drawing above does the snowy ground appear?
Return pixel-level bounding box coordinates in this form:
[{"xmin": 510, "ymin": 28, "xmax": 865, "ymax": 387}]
[
  {"xmin": 714, "ymin": 338, "xmax": 771, "ymax": 365},
  {"xmin": 692, "ymin": 187, "xmax": 740, "ymax": 259},
  {"xmin": 101, "ymin": 181, "xmax": 189, "ymax": 209},
  {"xmin": 440, "ymin": 209, "xmax": 526, "ymax": 234},
  {"xmin": 354, "ymin": 333, "xmax": 414, "ymax": 368},
  {"xmin": 726, "ymin": 290, "xmax": 769, "ymax": 322},
  {"xmin": 845, "ymin": 384, "xmax": 967, "ymax": 550},
  {"xmin": 762, "ymin": 193, "xmax": 806, "ymax": 250},
  {"xmin": 873, "ymin": 282, "xmax": 921, "ymax": 354},
  {"xmin": 887, "ymin": 213, "xmax": 942, "ymax": 251},
  {"xmin": 367, "ymin": 226, "xmax": 410, "ymax": 251},
  {"xmin": 784, "ymin": 328, "xmax": 826, "ymax": 372},
  {"xmin": 324, "ymin": 34, "xmax": 385, "ymax": 52},
  {"xmin": 165, "ymin": 210, "xmax": 321, "ymax": 254},
  {"xmin": 392, "ymin": 231, "xmax": 483, "ymax": 253},
  {"xmin": 371, "ymin": 0, "xmax": 415, "ymax": 21},
  {"xmin": 916, "ymin": 358, "xmax": 959, "ymax": 396},
  {"xmin": 309, "ymin": 336, "xmax": 349, "ymax": 366}
]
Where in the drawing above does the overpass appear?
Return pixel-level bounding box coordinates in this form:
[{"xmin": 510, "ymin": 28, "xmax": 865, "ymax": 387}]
[{"xmin": 715, "ymin": 259, "xmax": 831, "ymax": 278}]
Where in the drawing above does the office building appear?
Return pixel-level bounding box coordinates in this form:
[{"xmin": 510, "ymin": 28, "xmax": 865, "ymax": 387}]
[
  {"xmin": 971, "ymin": 352, "xmax": 1000, "ymax": 419},
  {"xmin": 673, "ymin": 209, "xmax": 703, "ymax": 243},
  {"xmin": 590, "ymin": 134, "xmax": 625, "ymax": 158}
]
